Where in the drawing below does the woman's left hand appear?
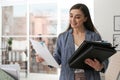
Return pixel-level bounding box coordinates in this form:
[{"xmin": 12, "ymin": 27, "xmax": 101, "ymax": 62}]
[{"xmin": 85, "ymin": 58, "xmax": 103, "ymax": 71}]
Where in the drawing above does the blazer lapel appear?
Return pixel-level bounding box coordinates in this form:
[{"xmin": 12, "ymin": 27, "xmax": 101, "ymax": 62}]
[{"xmin": 68, "ymin": 29, "xmax": 75, "ymax": 56}]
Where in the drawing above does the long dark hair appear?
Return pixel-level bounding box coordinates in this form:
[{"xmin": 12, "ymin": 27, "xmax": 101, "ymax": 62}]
[{"xmin": 67, "ymin": 3, "xmax": 99, "ymax": 33}]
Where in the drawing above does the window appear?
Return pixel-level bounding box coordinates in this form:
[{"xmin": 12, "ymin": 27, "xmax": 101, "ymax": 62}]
[{"xmin": 0, "ymin": 0, "xmax": 94, "ymax": 76}]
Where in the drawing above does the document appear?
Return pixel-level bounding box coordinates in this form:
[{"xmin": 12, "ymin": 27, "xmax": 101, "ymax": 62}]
[
  {"xmin": 30, "ymin": 39, "xmax": 60, "ymax": 68},
  {"xmin": 0, "ymin": 69, "xmax": 15, "ymax": 80},
  {"xmin": 0, "ymin": 64, "xmax": 20, "ymax": 80}
]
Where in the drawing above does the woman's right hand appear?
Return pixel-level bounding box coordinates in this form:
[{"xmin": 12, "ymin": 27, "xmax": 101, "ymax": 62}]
[{"xmin": 36, "ymin": 54, "xmax": 45, "ymax": 63}]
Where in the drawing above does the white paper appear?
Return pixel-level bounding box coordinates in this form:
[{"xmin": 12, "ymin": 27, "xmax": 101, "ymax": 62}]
[
  {"xmin": 30, "ymin": 39, "xmax": 60, "ymax": 68},
  {"xmin": 0, "ymin": 64, "xmax": 20, "ymax": 80}
]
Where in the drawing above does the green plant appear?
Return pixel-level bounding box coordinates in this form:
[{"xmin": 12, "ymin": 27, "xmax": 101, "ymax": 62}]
[{"xmin": 7, "ymin": 37, "xmax": 13, "ymax": 46}]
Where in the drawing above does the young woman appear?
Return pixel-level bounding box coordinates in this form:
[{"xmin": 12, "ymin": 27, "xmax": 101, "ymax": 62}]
[
  {"xmin": 53, "ymin": 3, "xmax": 109, "ymax": 80},
  {"xmin": 36, "ymin": 3, "xmax": 109, "ymax": 80}
]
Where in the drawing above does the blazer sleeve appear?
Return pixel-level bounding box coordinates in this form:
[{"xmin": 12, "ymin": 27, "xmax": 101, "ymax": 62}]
[
  {"xmin": 93, "ymin": 33, "xmax": 109, "ymax": 73},
  {"xmin": 53, "ymin": 34, "xmax": 62, "ymax": 65}
]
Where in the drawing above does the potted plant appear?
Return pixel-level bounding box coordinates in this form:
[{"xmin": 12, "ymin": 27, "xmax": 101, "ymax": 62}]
[{"xmin": 7, "ymin": 37, "xmax": 13, "ymax": 51}]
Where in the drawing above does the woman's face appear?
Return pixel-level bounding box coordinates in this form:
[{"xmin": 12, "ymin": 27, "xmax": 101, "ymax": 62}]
[{"xmin": 69, "ymin": 9, "xmax": 87, "ymax": 29}]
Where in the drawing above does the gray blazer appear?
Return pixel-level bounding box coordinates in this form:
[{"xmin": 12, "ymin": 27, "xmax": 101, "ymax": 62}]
[{"xmin": 53, "ymin": 29, "xmax": 109, "ymax": 80}]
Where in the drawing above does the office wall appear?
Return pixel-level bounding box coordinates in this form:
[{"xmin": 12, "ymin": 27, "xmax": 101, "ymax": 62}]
[
  {"xmin": 94, "ymin": 0, "xmax": 120, "ymax": 80},
  {"xmin": 94, "ymin": 0, "xmax": 120, "ymax": 42}
]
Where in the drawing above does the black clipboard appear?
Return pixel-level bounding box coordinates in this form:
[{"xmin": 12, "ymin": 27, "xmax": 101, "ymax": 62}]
[{"xmin": 68, "ymin": 41, "xmax": 117, "ymax": 70}]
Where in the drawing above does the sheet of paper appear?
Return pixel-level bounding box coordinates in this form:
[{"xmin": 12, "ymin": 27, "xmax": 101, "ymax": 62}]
[
  {"xmin": 30, "ymin": 39, "xmax": 60, "ymax": 68},
  {"xmin": 0, "ymin": 64, "xmax": 20, "ymax": 80}
]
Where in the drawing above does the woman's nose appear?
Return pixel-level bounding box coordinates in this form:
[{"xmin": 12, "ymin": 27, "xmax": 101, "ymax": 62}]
[{"xmin": 71, "ymin": 17, "xmax": 75, "ymax": 22}]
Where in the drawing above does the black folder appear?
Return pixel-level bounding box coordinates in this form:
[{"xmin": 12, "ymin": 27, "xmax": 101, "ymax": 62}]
[{"xmin": 68, "ymin": 41, "xmax": 117, "ymax": 70}]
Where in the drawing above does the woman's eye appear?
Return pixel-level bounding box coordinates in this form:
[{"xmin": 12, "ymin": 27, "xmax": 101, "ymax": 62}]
[
  {"xmin": 70, "ymin": 15, "xmax": 73, "ymax": 18},
  {"xmin": 76, "ymin": 17, "xmax": 80, "ymax": 19}
]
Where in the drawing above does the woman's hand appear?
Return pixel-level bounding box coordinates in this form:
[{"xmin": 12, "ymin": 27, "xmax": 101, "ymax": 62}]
[
  {"xmin": 35, "ymin": 54, "xmax": 45, "ymax": 63},
  {"xmin": 85, "ymin": 58, "xmax": 103, "ymax": 71}
]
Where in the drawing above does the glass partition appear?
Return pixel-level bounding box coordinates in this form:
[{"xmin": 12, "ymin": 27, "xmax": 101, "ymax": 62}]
[
  {"xmin": 29, "ymin": 3, "xmax": 57, "ymax": 35},
  {"xmin": 2, "ymin": 5, "xmax": 27, "ymax": 36}
]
